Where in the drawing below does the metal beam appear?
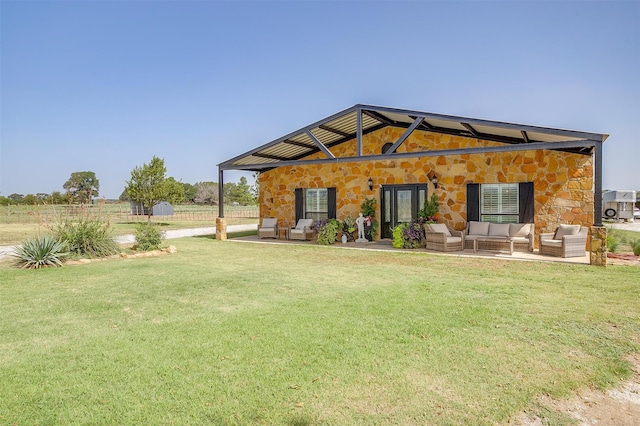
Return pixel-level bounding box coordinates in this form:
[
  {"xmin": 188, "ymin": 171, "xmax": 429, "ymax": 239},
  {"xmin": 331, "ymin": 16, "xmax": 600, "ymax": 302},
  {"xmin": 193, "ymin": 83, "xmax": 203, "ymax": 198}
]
[
  {"xmin": 361, "ymin": 109, "xmax": 395, "ymax": 125},
  {"xmin": 461, "ymin": 123, "xmax": 478, "ymax": 137},
  {"xmin": 220, "ymin": 139, "xmax": 598, "ymax": 171},
  {"xmin": 356, "ymin": 107, "xmax": 362, "ymax": 156},
  {"xmin": 594, "ymin": 142, "xmax": 603, "ymax": 227},
  {"xmin": 305, "ymin": 130, "xmax": 336, "ymax": 159},
  {"xmin": 252, "ymin": 152, "xmax": 291, "ymax": 161},
  {"xmin": 283, "ymin": 139, "xmax": 314, "ymax": 149},
  {"xmin": 218, "ymin": 168, "xmax": 224, "ymax": 218},
  {"xmin": 384, "ymin": 117, "xmax": 424, "ymax": 154},
  {"xmin": 319, "ymin": 124, "xmax": 351, "ymax": 138}
]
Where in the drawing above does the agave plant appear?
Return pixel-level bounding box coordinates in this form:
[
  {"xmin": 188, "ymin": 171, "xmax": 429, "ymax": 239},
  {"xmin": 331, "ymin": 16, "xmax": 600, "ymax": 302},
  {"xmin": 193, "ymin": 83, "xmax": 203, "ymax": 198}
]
[{"xmin": 12, "ymin": 235, "xmax": 69, "ymax": 269}]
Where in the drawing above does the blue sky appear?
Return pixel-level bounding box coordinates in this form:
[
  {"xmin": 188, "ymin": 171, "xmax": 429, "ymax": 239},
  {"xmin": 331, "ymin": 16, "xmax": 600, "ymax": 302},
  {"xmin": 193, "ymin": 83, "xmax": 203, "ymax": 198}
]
[{"xmin": 1, "ymin": 1, "xmax": 639, "ymax": 199}]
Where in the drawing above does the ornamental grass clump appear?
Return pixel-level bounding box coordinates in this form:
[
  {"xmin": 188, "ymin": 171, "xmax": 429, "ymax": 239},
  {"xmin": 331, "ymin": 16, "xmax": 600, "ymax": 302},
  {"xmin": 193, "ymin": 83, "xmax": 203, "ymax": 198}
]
[
  {"xmin": 134, "ymin": 222, "xmax": 164, "ymax": 251},
  {"xmin": 52, "ymin": 214, "xmax": 119, "ymax": 258},
  {"xmin": 12, "ymin": 235, "xmax": 69, "ymax": 269}
]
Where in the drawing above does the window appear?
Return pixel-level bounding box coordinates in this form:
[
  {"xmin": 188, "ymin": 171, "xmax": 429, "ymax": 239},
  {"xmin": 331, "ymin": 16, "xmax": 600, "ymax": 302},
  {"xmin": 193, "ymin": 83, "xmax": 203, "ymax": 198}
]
[
  {"xmin": 480, "ymin": 183, "xmax": 519, "ymax": 223},
  {"xmin": 305, "ymin": 188, "xmax": 328, "ymax": 222}
]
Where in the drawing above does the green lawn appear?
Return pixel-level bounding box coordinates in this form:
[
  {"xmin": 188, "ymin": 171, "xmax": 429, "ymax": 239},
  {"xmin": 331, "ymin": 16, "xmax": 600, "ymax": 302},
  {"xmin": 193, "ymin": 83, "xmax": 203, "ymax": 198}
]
[{"xmin": 1, "ymin": 239, "xmax": 639, "ymax": 425}]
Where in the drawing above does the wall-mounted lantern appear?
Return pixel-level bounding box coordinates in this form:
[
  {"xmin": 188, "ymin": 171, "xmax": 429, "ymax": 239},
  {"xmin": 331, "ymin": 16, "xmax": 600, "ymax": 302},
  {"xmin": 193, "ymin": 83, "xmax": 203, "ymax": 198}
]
[{"xmin": 368, "ymin": 177, "xmax": 373, "ymax": 191}]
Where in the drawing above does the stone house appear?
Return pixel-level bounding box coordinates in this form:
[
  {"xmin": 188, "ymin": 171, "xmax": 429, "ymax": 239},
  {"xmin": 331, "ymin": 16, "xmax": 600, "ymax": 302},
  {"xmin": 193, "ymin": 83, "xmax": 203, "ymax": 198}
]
[{"xmin": 218, "ymin": 105, "xmax": 608, "ymax": 244}]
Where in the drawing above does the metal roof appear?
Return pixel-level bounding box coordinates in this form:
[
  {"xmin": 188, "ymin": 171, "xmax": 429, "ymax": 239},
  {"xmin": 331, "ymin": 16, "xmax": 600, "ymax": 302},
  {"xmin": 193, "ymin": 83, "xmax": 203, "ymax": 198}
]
[{"xmin": 218, "ymin": 104, "xmax": 609, "ymax": 172}]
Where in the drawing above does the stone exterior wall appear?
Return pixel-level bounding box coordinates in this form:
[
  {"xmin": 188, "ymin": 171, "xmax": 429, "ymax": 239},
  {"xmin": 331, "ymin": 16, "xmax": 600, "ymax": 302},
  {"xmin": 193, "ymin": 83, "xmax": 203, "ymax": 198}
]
[{"xmin": 259, "ymin": 127, "xmax": 594, "ymax": 243}]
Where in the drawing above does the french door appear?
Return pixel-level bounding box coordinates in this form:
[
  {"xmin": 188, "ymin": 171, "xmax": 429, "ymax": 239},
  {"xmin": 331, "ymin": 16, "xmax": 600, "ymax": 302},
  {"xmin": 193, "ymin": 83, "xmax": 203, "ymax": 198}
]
[{"xmin": 381, "ymin": 184, "xmax": 427, "ymax": 239}]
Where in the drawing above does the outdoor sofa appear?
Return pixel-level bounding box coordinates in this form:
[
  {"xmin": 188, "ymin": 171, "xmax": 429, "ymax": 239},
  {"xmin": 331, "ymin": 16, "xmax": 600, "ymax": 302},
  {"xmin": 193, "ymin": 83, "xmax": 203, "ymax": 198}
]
[
  {"xmin": 464, "ymin": 221, "xmax": 534, "ymax": 253},
  {"xmin": 539, "ymin": 224, "xmax": 588, "ymax": 258}
]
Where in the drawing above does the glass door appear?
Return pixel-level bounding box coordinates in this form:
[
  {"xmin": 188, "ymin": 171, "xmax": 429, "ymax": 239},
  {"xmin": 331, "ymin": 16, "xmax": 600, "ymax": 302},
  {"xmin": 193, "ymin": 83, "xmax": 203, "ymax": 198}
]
[{"xmin": 381, "ymin": 184, "xmax": 427, "ymax": 239}]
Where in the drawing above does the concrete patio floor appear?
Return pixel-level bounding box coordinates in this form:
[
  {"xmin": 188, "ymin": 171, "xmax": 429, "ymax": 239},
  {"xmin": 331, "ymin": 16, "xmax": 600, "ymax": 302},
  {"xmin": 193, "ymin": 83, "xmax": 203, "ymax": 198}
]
[{"xmin": 228, "ymin": 234, "xmax": 591, "ymax": 265}]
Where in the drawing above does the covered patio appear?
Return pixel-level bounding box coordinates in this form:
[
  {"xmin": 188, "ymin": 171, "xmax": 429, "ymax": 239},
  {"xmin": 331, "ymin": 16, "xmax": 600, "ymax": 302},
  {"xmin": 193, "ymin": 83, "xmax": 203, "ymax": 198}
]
[
  {"xmin": 227, "ymin": 230, "xmax": 591, "ymax": 265},
  {"xmin": 217, "ymin": 104, "xmax": 609, "ymax": 265}
]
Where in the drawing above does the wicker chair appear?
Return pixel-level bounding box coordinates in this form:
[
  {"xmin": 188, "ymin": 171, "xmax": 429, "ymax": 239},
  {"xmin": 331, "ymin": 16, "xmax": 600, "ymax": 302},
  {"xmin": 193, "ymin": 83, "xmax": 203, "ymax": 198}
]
[
  {"xmin": 424, "ymin": 223, "xmax": 464, "ymax": 252},
  {"xmin": 289, "ymin": 219, "xmax": 314, "ymax": 241},
  {"xmin": 539, "ymin": 225, "xmax": 588, "ymax": 258},
  {"xmin": 258, "ymin": 218, "xmax": 278, "ymax": 239}
]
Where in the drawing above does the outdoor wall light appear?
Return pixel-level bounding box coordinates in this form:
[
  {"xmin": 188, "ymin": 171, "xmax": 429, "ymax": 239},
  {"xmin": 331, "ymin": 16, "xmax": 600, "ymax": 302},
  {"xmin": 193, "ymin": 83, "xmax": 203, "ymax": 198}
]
[
  {"xmin": 431, "ymin": 175, "xmax": 439, "ymax": 189},
  {"xmin": 368, "ymin": 177, "xmax": 373, "ymax": 191}
]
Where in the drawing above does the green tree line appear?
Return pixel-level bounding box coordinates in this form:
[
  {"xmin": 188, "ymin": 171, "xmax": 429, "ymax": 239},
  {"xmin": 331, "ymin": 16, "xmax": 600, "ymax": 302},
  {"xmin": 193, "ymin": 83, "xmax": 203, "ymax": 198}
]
[{"xmin": 1, "ymin": 160, "xmax": 258, "ymax": 207}]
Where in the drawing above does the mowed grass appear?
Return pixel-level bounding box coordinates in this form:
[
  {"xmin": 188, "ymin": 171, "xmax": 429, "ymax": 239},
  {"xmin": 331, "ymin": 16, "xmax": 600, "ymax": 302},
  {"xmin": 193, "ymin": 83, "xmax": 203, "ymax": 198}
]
[{"xmin": 1, "ymin": 239, "xmax": 639, "ymax": 425}]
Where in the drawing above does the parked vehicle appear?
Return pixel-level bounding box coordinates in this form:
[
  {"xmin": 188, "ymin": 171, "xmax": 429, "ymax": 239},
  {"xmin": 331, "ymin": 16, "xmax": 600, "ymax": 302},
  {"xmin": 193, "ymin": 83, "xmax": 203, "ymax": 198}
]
[{"xmin": 634, "ymin": 207, "xmax": 640, "ymax": 220}]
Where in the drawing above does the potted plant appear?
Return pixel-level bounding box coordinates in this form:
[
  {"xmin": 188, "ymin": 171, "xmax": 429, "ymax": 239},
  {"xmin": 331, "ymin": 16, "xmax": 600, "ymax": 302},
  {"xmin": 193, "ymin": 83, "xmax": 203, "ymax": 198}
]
[
  {"xmin": 360, "ymin": 197, "xmax": 378, "ymax": 241},
  {"xmin": 341, "ymin": 215, "xmax": 356, "ymax": 242},
  {"xmin": 418, "ymin": 193, "xmax": 440, "ymax": 225},
  {"xmin": 392, "ymin": 220, "xmax": 423, "ymax": 249},
  {"xmin": 314, "ymin": 218, "xmax": 341, "ymax": 245}
]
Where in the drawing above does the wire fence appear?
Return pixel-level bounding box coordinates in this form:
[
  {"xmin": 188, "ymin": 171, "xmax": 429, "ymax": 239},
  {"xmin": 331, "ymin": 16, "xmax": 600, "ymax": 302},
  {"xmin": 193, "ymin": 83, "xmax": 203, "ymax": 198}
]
[{"xmin": 0, "ymin": 203, "xmax": 259, "ymax": 224}]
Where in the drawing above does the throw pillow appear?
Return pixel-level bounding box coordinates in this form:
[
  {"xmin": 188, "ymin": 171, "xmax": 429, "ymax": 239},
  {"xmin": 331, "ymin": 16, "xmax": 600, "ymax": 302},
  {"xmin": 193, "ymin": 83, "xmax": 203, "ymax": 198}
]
[
  {"xmin": 429, "ymin": 223, "xmax": 451, "ymax": 237},
  {"xmin": 488, "ymin": 223, "xmax": 511, "ymax": 237},
  {"xmin": 554, "ymin": 224, "xmax": 580, "ymax": 240},
  {"xmin": 468, "ymin": 221, "xmax": 490, "ymax": 236}
]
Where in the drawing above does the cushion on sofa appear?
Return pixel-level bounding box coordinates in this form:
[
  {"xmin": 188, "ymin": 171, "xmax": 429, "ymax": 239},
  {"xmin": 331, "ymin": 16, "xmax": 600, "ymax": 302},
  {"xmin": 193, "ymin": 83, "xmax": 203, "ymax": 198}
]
[
  {"xmin": 468, "ymin": 221, "xmax": 490, "ymax": 236},
  {"xmin": 554, "ymin": 224, "xmax": 580, "ymax": 240},
  {"xmin": 488, "ymin": 223, "xmax": 510, "ymax": 237},
  {"xmin": 509, "ymin": 223, "xmax": 531, "ymax": 237},
  {"xmin": 428, "ymin": 223, "xmax": 451, "ymax": 237}
]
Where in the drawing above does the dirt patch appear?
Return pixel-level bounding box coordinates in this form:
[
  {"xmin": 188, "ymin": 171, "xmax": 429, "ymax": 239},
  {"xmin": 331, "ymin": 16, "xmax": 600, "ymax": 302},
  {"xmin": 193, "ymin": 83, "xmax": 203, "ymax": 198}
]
[
  {"xmin": 607, "ymin": 252, "xmax": 640, "ymax": 267},
  {"xmin": 514, "ymin": 354, "xmax": 640, "ymax": 425}
]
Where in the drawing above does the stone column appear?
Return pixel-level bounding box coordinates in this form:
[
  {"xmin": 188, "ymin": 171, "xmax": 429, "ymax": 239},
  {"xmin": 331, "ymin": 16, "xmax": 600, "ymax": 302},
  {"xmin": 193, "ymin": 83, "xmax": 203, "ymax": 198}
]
[
  {"xmin": 589, "ymin": 226, "xmax": 607, "ymax": 266},
  {"xmin": 216, "ymin": 217, "xmax": 227, "ymax": 241}
]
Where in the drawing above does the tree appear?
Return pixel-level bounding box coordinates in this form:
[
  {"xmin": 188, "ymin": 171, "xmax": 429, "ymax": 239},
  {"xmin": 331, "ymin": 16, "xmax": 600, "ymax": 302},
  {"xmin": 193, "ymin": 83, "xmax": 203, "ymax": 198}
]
[
  {"xmin": 8, "ymin": 193, "xmax": 24, "ymax": 203},
  {"xmin": 50, "ymin": 191, "xmax": 67, "ymax": 205},
  {"xmin": 63, "ymin": 171, "xmax": 99, "ymax": 204},
  {"xmin": 194, "ymin": 181, "xmax": 219, "ymax": 205},
  {"xmin": 165, "ymin": 177, "xmax": 186, "ymax": 204},
  {"xmin": 182, "ymin": 182, "xmax": 197, "ymax": 203},
  {"xmin": 251, "ymin": 172, "xmax": 260, "ymax": 202},
  {"xmin": 125, "ymin": 156, "xmax": 183, "ymax": 221},
  {"xmin": 224, "ymin": 176, "xmax": 257, "ymax": 205}
]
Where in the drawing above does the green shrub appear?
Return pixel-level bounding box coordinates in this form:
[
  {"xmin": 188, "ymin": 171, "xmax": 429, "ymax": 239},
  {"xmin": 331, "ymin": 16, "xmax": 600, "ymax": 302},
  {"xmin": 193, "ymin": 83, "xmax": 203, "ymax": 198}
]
[
  {"xmin": 392, "ymin": 224, "xmax": 406, "ymax": 248},
  {"xmin": 631, "ymin": 239, "xmax": 640, "ymax": 256},
  {"xmin": 134, "ymin": 222, "xmax": 164, "ymax": 251},
  {"xmin": 606, "ymin": 235, "xmax": 619, "ymax": 253},
  {"xmin": 52, "ymin": 215, "xmax": 119, "ymax": 258},
  {"xmin": 392, "ymin": 220, "xmax": 423, "ymax": 249},
  {"xmin": 315, "ymin": 219, "xmax": 341, "ymax": 245},
  {"xmin": 12, "ymin": 235, "xmax": 68, "ymax": 269}
]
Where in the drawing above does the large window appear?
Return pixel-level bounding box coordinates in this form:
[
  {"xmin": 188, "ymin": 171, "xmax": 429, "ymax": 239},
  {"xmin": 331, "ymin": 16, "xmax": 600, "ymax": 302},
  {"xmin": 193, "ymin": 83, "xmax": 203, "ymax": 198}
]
[
  {"xmin": 305, "ymin": 188, "xmax": 328, "ymax": 222},
  {"xmin": 480, "ymin": 183, "xmax": 519, "ymax": 223}
]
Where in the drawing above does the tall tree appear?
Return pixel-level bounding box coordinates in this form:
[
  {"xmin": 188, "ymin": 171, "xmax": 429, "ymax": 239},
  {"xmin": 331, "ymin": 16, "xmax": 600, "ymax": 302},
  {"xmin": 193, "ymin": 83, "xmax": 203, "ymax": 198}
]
[
  {"xmin": 224, "ymin": 176, "xmax": 257, "ymax": 206},
  {"xmin": 194, "ymin": 181, "xmax": 219, "ymax": 205},
  {"xmin": 182, "ymin": 182, "xmax": 197, "ymax": 203},
  {"xmin": 125, "ymin": 156, "xmax": 182, "ymax": 221},
  {"xmin": 63, "ymin": 171, "xmax": 99, "ymax": 204}
]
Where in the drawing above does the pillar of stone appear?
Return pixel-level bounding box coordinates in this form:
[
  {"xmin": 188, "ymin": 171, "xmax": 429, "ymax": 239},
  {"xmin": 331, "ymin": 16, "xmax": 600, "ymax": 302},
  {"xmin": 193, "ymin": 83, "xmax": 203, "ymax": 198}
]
[
  {"xmin": 589, "ymin": 226, "xmax": 607, "ymax": 267},
  {"xmin": 216, "ymin": 217, "xmax": 227, "ymax": 241}
]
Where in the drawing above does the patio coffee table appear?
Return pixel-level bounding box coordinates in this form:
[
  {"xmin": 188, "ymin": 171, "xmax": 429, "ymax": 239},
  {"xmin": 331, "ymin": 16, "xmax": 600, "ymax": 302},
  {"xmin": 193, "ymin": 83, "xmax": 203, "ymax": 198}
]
[{"xmin": 473, "ymin": 237, "xmax": 514, "ymax": 255}]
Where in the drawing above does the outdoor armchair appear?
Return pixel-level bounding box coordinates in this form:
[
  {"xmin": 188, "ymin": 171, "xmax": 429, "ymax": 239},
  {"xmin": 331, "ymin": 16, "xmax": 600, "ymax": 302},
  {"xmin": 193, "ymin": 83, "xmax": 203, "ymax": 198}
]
[
  {"xmin": 258, "ymin": 218, "xmax": 278, "ymax": 239},
  {"xmin": 289, "ymin": 219, "xmax": 314, "ymax": 241},
  {"xmin": 424, "ymin": 223, "xmax": 464, "ymax": 252},
  {"xmin": 539, "ymin": 224, "xmax": 588, "ymax": 258}
]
